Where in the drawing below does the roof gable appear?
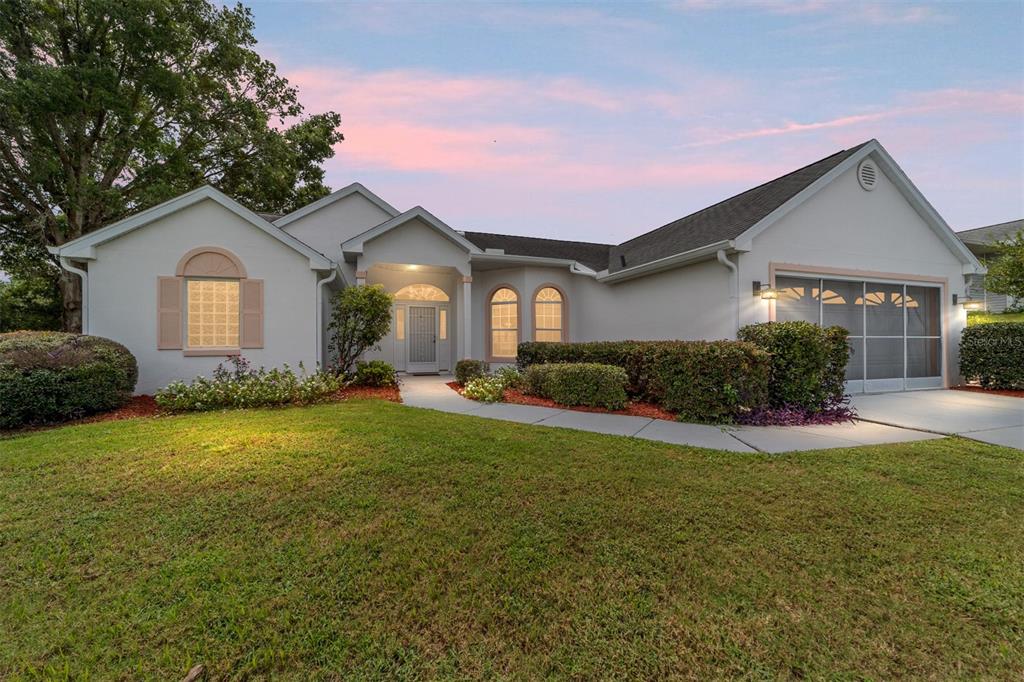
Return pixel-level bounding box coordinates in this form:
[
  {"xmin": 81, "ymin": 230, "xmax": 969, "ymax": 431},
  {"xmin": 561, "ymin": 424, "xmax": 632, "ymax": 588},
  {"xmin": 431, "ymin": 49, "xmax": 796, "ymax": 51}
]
[
  {"xmin": 274, "ymin": 182, "xmax": 399, "ymax": 228},
  {"xmin": 53, "ymin": 185, "xmax": 334, "ymax": 270},
  {"xmin": 342, "ymin": 206, "xmax": 482, "ymax": 256}
]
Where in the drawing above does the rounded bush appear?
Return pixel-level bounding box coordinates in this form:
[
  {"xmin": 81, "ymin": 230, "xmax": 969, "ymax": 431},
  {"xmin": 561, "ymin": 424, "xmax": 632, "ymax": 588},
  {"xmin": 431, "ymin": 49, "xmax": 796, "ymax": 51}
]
[
  {"xmin": 455, "ymin": 359, "xmax": 489, "ymax": 385},
  {"xmin": 353, "ymin": 360, "xmax": 397, "ymax": 387},
  {"xmin": 0, "ymin": 331, "xmax": 138, "ymax": 429},
  {"xmin": 524, "ymin": 362, "xmax": 628, "ymax": 410}
]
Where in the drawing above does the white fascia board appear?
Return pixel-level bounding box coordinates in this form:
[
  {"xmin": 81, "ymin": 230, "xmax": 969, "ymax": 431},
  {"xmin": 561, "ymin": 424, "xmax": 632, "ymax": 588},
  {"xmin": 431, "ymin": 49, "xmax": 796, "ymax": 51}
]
[
  {"xmin": 597, "ymin": 240, "xmax": 734, "ymax": 283},
  {"xmin": 469, "ymin": 252, "xmax": 595, "ymax": 274},
  {"xmin": 52, "ymin": 185, "xmax": 334, "ymax": 270},
  {"xmin": 274, "ymin": 182, "xmax": 400, "ymax": 228},
  {"xmin": 341, "ymin": 206, "xmax": 483, "ymax": 255},
  {"xmin": 732, "ymin": 140, "xmax": 985, "ymax": 273}
]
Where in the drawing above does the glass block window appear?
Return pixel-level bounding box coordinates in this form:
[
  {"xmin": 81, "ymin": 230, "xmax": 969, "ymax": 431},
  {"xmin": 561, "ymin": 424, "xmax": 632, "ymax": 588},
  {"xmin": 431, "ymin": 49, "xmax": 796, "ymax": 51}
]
[{"xmin": 187, "ymin": 280, "xmax": 240, "ymax": 348}]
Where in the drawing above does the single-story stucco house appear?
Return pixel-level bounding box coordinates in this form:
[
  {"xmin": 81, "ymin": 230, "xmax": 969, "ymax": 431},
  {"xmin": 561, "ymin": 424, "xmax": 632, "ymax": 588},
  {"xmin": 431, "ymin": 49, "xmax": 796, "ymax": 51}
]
[
  {"xmin": 52, "ymin": 138, "xmax": 985, "ymax": 395},
  {"xmin": 957, "ymin": 219, "xmax": 1022, "ymax": 313}
]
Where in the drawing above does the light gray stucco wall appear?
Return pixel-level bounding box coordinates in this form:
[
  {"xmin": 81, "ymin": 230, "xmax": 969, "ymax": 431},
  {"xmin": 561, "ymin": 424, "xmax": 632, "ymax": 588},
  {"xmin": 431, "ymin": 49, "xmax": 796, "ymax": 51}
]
[
  {"xmin": 88, "ymin": 198, "xmax": 320, "ymax": 394},
  {"xmin": 280, "ymin": 193, "xmax": 393, "ymax": 263},
  {"xmin": 737, "ymin": 160, "xmax": 968, "ymax": 384}
]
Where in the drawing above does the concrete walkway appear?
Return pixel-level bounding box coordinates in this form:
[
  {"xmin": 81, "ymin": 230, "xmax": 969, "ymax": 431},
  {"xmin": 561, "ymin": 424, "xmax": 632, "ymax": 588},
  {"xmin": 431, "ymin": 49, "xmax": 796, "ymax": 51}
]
[
  {"xmin": 399, "ymin": 375, "xmax": 952, "ymax": 453},
  {"xmin": 851, "ymin": 389, "xmax": 1024, "ymax": 449}
]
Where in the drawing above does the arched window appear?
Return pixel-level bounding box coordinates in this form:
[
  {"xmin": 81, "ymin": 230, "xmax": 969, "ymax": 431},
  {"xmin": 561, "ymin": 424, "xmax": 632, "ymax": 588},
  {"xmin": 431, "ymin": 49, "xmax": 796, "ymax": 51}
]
[
  {"xmin": 394, "ymin": 283, "xmax": 449, "ymax": 301},
  {"xmin": 488, "ymin": 286, "xmax": 519, "ymax": 359},
  {"xmin": 533, "ymin": 286, "xmax": 565, "ymax": 342}
]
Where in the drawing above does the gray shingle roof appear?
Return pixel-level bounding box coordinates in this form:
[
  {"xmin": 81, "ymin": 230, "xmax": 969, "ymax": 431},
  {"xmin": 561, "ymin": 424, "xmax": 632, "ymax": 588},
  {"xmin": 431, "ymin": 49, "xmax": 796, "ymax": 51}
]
[
  {"xmin": 463, "ymin": 231, "xmax": 613, "ymax": 271},
  {"xmin": 957, "ymin": 219, "xmax": 1023, "ymax": 245},
  {"xmin": 607, "ymin": 141, "xmax": 873, "ymax": 272}
]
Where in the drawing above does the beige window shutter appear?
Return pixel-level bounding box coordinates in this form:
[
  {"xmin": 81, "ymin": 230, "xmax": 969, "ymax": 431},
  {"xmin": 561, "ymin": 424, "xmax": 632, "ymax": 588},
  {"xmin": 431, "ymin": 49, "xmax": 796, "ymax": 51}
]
[
  {"xmin": 157, "ymin": 276, "xmax": 183, "ymax": 349},
  {"xmin": 240, "ymin": 279, "xmax": 264, "ymax": 348}
]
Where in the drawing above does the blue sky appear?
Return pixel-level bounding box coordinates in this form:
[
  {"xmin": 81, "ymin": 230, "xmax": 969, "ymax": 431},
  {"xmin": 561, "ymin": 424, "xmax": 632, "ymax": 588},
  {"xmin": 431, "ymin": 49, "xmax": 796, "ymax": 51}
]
[{"xmin": 249, "ymin": 0, "xmax": 1024, "ymax": 244}]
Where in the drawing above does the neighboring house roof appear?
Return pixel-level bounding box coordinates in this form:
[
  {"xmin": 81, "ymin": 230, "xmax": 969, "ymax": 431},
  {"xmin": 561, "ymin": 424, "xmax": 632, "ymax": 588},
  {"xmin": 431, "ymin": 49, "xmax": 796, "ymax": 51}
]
[
  {"xmin": 462, "ymin": 231, "xmax": 612, "ymax": 271},
  {"xmin": 273, "ymin": 182, "xmax": 400, "ymax": 228},
  {"xmin": 50, "ymin": 185, "xmax": 335, "ymax": 271},
  {"xmin": 607, "ymin": 142, "xmax": 873, "ymax": 273},
  {"xmin": 957, "ymin": 219, "xmax": 1023, "ymax": 256}
]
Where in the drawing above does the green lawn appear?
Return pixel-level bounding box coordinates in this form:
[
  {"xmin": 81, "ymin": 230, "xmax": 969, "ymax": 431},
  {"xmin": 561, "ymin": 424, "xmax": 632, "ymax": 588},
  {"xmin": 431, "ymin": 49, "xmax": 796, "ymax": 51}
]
[
  {"xmin": 968, "ymin": 310, "xmax": 1024, "ymax": 325},
  {"xmin": 1, "ymin": 401, "xmax": 1022, "ymax": 679}
]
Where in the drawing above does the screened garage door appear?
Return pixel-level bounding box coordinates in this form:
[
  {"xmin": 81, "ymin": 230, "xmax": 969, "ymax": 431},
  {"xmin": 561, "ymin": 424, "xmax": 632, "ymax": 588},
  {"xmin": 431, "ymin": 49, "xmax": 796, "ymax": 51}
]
[{"xmin": 775, "ymin": 276, "xmax": 943, "ymax": 393}]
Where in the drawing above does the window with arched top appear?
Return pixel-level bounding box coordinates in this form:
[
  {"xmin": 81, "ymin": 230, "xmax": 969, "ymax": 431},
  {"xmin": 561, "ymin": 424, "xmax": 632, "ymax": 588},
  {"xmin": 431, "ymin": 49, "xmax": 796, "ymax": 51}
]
[
  {"xmin": 533, "ymin": 286, "xmax": 565, "ymax": 342},
  {"xmin": 488, "ymin": 286, "xmax": 519, "ymax": 359},
  {"xmin": 157, "ymin": 247, "xmax": 262, "ymax": 353},
  {"xmin": 394, "ymin": 283, "xmax": 449, "ymax": 301}
]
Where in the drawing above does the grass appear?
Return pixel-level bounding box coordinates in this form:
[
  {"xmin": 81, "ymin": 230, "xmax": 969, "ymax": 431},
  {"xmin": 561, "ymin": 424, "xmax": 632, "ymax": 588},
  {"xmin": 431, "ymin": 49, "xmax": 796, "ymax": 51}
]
[
  {"xmin": 968, "ymin": 310, "xmax": 1024, "ymax": 325},
  {"xmin": 1, "ymin": 400, "xmax": 1022, "ymax": 679}
]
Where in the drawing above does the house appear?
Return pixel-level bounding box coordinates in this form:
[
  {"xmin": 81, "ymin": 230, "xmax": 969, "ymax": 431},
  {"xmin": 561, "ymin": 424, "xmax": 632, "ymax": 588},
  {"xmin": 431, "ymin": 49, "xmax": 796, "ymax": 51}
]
[
  {"xmin": 957, "ymin": 219, "xmax": 1022, "ymax": 313},
  {"xmin": 52, "ymin": 139, "xmax": 984, "ymax": 395}
]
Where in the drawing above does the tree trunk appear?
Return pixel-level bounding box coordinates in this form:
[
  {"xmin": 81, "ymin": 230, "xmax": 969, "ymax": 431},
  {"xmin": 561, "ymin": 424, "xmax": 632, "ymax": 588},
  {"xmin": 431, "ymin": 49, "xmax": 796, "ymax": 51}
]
[{"xmin": 58, "ymin": 268, "xmax": 83, "ymax": 333}]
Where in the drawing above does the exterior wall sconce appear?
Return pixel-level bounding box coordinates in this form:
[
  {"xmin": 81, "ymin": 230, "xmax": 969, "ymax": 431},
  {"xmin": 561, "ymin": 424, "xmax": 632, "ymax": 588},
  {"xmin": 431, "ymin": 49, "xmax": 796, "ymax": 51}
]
[
  {"xmin": 954, "ymin": 293, "xmax": 984, "ymax": 311},
  {"xmin": 753, "ymin": 281, "xmax": 778, "ymax": 299}
]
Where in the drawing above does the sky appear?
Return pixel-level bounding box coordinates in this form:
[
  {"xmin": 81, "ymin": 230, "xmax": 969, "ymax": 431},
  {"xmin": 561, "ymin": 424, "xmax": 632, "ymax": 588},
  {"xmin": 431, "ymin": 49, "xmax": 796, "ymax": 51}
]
[{"xmin": 249, "ymin": 0, "xmax": 1024, "ymax": 245}]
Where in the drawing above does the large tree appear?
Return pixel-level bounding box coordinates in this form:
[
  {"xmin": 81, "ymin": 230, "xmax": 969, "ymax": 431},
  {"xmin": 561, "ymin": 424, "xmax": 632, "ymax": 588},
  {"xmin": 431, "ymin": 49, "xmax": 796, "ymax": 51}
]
[
  {"xmin": 0, "ymin": 0, "xmax": 343, "ymax": 331},
  {"xmin": 983, "ymin": 230, "xmax": 1024, "ymax": 302}
]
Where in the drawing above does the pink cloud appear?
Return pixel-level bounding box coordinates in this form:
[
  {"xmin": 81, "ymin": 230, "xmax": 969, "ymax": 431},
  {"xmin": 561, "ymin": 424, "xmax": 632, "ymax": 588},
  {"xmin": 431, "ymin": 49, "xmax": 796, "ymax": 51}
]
[{"xmin": 671, "ymin": 0, "xmax": 952, "ymax": 25}]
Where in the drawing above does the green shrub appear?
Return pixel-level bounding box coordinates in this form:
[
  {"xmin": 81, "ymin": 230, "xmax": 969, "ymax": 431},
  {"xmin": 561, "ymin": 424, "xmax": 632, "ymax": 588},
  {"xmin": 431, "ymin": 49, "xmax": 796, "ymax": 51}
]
[
  {"xmin": 455, "ymin": 359, "xmax": 489, "ymax": 385},
  {"xmin": 0, "ymin": 331, "xmax": 138, "ymax": 429},
  {"xmin": 960, "ymin": 323, "xmax": 1024, "ymax": 389},
  {"xmin": 353, "ymin": 360, "xmax": 397, "ymax": 387},
  {"xmin": 462, "ymin": 375, "xmax": 507, "ymax": 403},
  {"xmin": 523, "ymin": 362, "xmax": 628, "ymax": 410},
  {"xmin": 493, "ymin": 365, "xmax": 523, "ymax": 389},
  {"xmin": 518, "ymin": 339, "xmax": 771, "ymax": 421},
  {"xmin": 738, "ymin": 321, "xmax": 849, "ymax": 411},
  {"xmin": 328, "ymin": 285, "xmax": 394, "ymax": 373},
  {"xmin": 646, "ymin": 341, "xmax": 770, "ymax": 422},
  {"xmin": 155, "ymin": 357, "xmax": 344, "ymax": 412}
]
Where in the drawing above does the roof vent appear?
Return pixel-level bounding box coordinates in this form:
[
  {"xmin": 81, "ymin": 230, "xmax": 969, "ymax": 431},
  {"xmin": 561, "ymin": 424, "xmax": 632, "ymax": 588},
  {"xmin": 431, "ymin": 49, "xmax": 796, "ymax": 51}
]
[{"xmin": 857, "ymin": 158, "xmax": 878, "ymax": 191}]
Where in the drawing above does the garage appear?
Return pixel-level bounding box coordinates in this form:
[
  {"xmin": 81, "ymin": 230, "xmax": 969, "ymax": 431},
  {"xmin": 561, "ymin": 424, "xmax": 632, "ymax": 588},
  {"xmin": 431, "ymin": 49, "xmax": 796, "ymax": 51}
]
[{"xmin": 775, "ymin": 275, "xmax": 943, "ymax": 393}]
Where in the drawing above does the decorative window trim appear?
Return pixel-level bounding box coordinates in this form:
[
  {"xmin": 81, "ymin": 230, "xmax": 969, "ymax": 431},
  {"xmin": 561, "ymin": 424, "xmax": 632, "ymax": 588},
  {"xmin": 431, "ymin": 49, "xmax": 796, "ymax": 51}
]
[
  {"xmin": 176, "ymin": 246, "xmax": 247, "ymax": 278},
  {"xmin": 485, "ymin": 283, "xmax": 521, "ymax": 362},
  {"xmin": 394, "ymin": 283, "xmax": 450, "ymax": 301},
  {"xmin": 531, "ymin": 283, "xmax": 568, "ymax": 343}
]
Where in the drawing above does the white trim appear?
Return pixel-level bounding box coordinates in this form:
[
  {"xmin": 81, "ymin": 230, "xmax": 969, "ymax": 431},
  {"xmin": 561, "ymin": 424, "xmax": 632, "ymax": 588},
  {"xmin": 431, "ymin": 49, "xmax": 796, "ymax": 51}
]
[
  {"xmin": 51, "ymin": 185, "xmax": 335, "ymax": 271},
  {"xmin": 342, "ymin": 206, "xmax": 482, "ymax": 256},
  {"xmin": 470, "ymin": 251, "xmax": 596, "ymax": 274},
  {"xmin": 733, "ymin": 140, "xmax": 985, "ymax": 273},
  {"xmin": 274, "ymin": 182, "xmax": 400, "ymax": 227},
  {"xmin": 596, "ymin": 240, "xmax": 736, "ymax": 283}
]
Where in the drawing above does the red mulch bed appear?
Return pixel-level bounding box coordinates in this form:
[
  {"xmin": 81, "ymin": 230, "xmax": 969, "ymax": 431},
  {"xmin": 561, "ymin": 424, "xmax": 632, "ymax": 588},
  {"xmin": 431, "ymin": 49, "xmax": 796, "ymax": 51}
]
[
  {"xmin": 447, "ymin": 381, "xmax": 677, "ymax": 421},
  {"xmin": 81, "ymin": 395, "xmax": 161, "ymax": 423},
  {"xmin": 952, "ymin": 385, "xmax": 1024, "ymax": 399},
  {"xmin": 335, "ymin": 384, "xmax": 402, "ymax": 402}
]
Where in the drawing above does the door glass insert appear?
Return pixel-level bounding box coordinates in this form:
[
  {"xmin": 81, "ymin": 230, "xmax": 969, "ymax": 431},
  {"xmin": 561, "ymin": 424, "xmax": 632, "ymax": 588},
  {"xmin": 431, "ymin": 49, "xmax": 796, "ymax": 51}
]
[{"xmin": 408, "ymin": 306, "xmax": 436, "ymax": 363}]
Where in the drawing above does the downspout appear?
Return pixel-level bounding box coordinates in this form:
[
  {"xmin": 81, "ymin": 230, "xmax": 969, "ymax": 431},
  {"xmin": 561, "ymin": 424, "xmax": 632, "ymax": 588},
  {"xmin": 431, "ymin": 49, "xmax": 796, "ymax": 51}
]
[
  {"xmin": 716, "ymin": 249, "xmax": 739, "ymax": 336},
  {"xmin": 59, "ymin": 257, "xmax": 89, "ymax": 334},
  {"xmin": 315, "ymin": 268, "xmax": 338, "ymax": 370}
]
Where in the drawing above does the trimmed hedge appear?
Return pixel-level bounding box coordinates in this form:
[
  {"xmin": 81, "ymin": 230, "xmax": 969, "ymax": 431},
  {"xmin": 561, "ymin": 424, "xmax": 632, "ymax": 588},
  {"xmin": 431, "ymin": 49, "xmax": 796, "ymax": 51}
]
[
  {"xmin": 738, "ymin": 321, "xmax": 849, "ymax": 411},
  {"xmin": 353, "ymin": 360, "xmax": 397, "ymax": 387},
  {"xmin": 455, "ymin": 359, "xmax": 489, "ymax": 385},
  {"xmin": 523, "ymin": 362, "xmax": 628, "ymax": 410},
  {"xmin": 0, "ymin": 331, "xmax": 138, "ymax": 429},
  {"xmin": 960, "ymin": 323, "xmax": 1024, "ymax": 389}
]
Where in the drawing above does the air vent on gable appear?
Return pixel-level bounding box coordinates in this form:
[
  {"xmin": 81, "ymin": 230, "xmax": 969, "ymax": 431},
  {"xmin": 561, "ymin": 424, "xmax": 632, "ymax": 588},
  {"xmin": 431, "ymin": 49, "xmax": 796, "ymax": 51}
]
[{"xmin": 857, "ymin": 158, "xmax": 878, "ymax": 191}]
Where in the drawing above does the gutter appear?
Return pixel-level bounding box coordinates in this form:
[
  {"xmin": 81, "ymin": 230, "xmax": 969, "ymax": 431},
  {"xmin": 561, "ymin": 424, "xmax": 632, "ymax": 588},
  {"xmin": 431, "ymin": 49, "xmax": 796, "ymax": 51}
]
[
  {"xmin": 716, "ymin": 249, "xmax": 740, "ymax": 334},
  {"xmin": 58, "ymin": 257, "xmax": 89, "ymax": 334},
  {"xmin": 315, "ymin": 267, "xmax": 339, "ymax": 369},
  {"xmin": 597, "ymin": 240, "xmax": 736, "ymax": 284},
  {"xmin": 469, "ymin": 252, "xmax": 597, "ymax": 275}
]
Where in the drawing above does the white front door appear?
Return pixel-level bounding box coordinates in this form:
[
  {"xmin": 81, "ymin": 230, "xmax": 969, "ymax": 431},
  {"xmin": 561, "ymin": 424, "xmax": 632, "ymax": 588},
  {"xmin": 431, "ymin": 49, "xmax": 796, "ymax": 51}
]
[{"xmin": 406, "ymin": 305, "xmax": 439, "ymax": 374}]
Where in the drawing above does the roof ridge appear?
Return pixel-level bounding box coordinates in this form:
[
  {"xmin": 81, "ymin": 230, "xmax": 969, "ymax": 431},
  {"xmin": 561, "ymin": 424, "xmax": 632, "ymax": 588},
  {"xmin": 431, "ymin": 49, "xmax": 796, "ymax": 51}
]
[
  {"xmin": 463, "ymin": 230, "xmax": 614, "ymax": 248},
  {"xmin": 614, "ymin": 140, "xmax": 872, "ymax": 249}
]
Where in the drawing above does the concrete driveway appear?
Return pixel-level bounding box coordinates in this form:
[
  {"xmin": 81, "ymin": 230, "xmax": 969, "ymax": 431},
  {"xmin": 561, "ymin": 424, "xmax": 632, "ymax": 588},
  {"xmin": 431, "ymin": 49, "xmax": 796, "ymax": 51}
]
[{"xmin": 850, "ymin": 390, "xmax": 1023, "ymax": 449}]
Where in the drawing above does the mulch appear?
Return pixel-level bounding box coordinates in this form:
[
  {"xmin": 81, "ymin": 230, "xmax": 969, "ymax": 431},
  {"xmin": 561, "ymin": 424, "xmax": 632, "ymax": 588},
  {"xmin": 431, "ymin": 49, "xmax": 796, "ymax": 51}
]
[
  {"xmin": 81, "ymin": 395, "xmax": 161, "ymax": 423},
  {"xmin": 447, "ymin": 381, "xmax": 678, "ymax": 421},
  {"xmin": 952, "ymin": 385, "xmax": 1024, "ymax": 399},
  {"xmin": 334, "ymin": 384, "xmax": 402, "ymax": 403}
]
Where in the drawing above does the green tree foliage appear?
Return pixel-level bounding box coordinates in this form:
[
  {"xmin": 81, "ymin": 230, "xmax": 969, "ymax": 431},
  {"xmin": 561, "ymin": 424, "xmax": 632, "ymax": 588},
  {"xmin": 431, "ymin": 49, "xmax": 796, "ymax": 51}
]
[
  {"xmin": 984, "ymin": 230, "xmax": 1024, "ymax": 300},
  {"xmin": 0, "ymin": 0, "xmax": 344, "ymax": 330},
  {"xmin": 327, "ymin": 285, "xmax": 393, "ymax": 374},
  {"xmin": 0, "ymin": 272, "xmax": 62, "ymax": 331}
]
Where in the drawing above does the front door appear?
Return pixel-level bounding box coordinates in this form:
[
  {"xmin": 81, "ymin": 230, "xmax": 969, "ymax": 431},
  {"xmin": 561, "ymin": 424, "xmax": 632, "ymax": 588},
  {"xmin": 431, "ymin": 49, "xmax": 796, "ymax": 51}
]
[{"xmin": 407, "ymin": 305, "xmax": 438, "ymax": 374}]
